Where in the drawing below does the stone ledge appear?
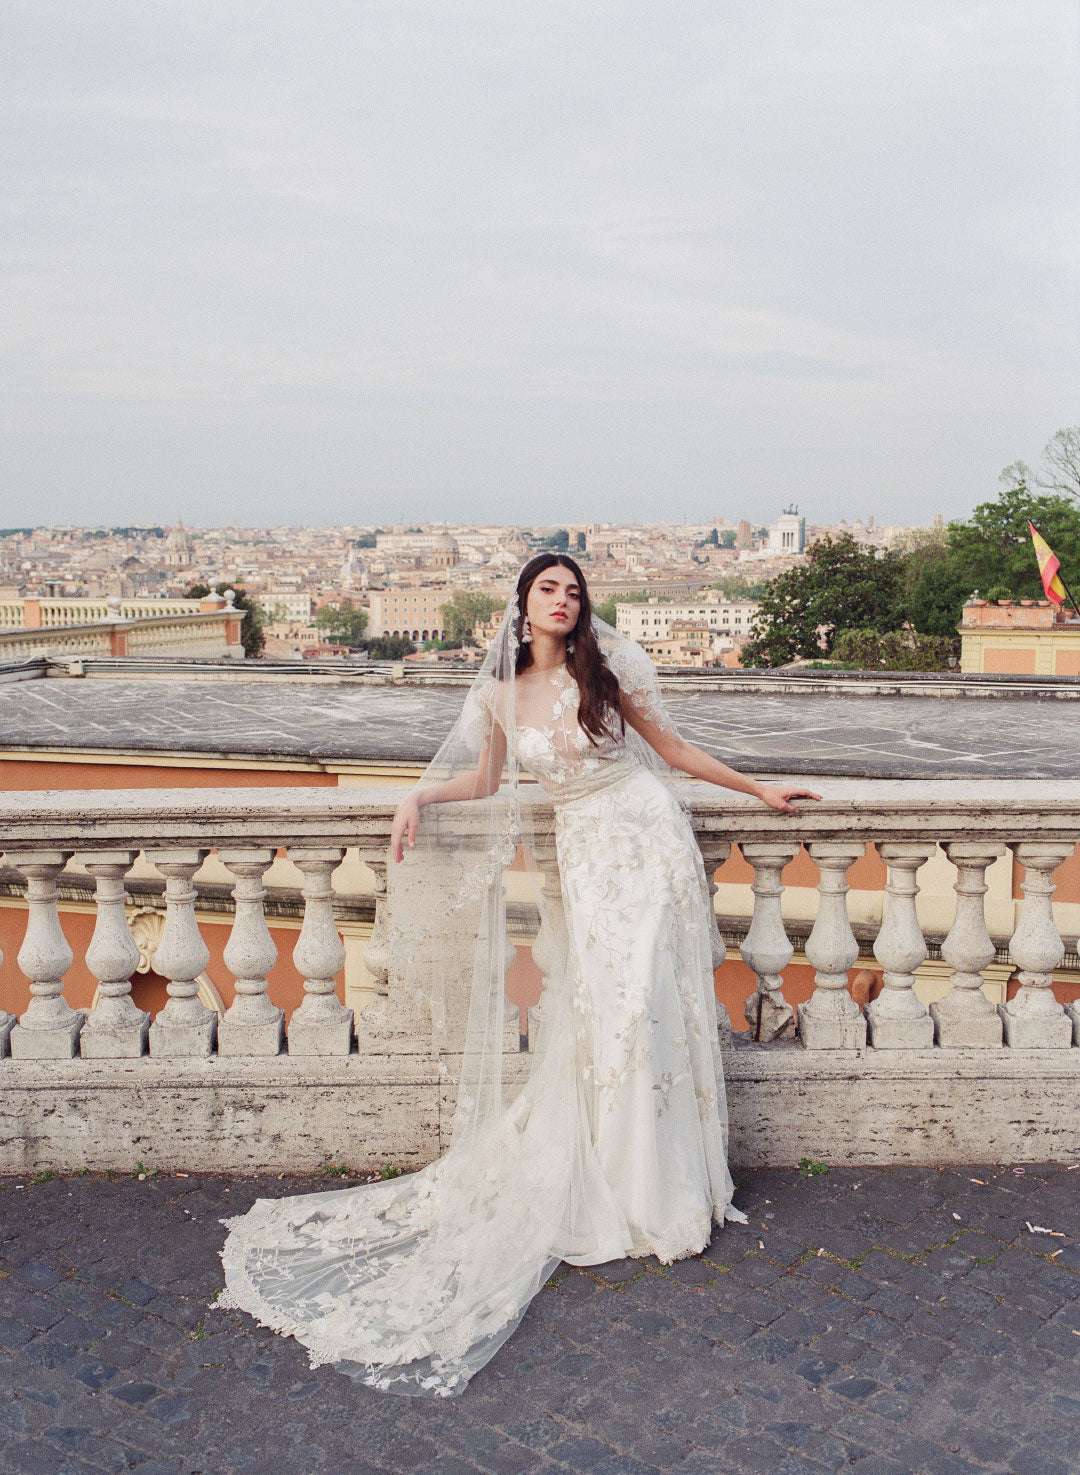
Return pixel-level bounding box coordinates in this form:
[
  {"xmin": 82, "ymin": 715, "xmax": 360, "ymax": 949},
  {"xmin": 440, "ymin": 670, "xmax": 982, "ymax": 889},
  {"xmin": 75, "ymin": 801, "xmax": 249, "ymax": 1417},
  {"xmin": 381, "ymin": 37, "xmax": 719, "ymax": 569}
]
[{"xmin": 2, "ymin": 1045, "xmax": 1077, "ymax": 1174}]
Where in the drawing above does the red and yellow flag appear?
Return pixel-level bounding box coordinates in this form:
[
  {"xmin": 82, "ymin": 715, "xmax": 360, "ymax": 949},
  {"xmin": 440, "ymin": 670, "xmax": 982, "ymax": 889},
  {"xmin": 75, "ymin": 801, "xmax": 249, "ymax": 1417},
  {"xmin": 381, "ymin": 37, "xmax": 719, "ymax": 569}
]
[{"xmin": 1029, "ymin": 522, "xmax": 1067, "ymax": 604}]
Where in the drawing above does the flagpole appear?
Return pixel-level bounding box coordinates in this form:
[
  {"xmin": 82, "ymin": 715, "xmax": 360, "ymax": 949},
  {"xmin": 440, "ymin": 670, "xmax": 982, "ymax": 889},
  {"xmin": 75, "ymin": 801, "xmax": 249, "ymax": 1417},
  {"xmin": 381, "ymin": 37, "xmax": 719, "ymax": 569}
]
[{"xmin": 1057, "ymin": 573, "xmax": 1080, "ymax": 622}]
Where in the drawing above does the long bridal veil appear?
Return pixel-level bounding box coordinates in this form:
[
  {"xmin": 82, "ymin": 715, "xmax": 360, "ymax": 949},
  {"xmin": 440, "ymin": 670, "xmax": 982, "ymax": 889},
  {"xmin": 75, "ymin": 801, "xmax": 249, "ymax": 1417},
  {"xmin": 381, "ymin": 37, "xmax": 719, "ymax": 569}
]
[{"xmin": 212, "ymin": 597, "xmax": 731, "ymax": 1396}]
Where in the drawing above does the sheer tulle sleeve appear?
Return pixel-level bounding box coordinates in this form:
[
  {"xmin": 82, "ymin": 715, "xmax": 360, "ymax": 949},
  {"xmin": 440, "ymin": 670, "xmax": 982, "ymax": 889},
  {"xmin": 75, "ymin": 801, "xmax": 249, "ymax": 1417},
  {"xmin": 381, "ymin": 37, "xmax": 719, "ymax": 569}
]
[
  {"xmin": 599, "ymin": 633, "xmax": 678, "ymax": 734},
  {"xmin": 457, "ymin": 676, "xmax": 499, "ymax": 750}
]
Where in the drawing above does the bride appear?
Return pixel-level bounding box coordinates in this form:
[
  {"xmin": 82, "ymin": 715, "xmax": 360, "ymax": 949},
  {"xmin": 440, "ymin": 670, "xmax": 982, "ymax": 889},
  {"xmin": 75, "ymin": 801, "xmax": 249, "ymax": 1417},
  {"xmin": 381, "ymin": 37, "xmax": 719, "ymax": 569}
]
[{"xmin": 213, "ymin": 553, "xmax": 819, "ymax": 1396}]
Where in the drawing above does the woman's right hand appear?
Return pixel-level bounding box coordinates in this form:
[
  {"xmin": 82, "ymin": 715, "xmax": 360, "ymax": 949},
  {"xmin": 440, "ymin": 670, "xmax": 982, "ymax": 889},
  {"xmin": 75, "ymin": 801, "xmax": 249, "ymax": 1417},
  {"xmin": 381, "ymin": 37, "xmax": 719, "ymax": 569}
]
[{"xmin": 391, "ymin": 793, "xmax": 422, "ymax": 863}]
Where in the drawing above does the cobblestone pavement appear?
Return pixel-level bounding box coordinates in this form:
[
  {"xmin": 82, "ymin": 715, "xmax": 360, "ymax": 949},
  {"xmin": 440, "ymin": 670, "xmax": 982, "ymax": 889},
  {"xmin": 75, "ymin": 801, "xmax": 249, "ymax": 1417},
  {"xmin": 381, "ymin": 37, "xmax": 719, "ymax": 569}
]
[{"xmin": 2, "ymin": 1163, "xmax": 1078, "ymax": 1475}]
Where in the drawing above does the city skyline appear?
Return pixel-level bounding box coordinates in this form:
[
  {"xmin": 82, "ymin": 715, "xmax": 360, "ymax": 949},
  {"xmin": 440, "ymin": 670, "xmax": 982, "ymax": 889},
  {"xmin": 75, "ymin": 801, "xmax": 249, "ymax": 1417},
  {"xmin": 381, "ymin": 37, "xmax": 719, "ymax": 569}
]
[{"xmin": 2, "ymin": 3, "xmax": 1076, "ymax": 528}]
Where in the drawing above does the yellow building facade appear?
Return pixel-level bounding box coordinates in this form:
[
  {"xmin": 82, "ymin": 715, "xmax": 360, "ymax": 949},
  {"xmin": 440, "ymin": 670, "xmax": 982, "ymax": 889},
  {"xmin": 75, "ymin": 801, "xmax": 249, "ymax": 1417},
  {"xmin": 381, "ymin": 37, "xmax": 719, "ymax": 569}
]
[{"xmin": 959, "ymin": 599, "xmax": 1080, "ymax": 676}]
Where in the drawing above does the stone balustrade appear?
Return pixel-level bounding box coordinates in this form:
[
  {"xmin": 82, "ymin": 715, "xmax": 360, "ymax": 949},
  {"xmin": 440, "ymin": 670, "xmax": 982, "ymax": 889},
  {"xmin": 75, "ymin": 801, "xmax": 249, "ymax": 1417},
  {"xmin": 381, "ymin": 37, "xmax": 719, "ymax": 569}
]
[
  {"xmin": 0, "ymin": 608, "xmax": 241, "ymax": 661},
  {"xmin": 0, "ymin": 781, "xmax": 1078, "ymax": 1172},
  {"xmin": 0, "ymin": 598, "xmax": 198, "ymax": 630}
]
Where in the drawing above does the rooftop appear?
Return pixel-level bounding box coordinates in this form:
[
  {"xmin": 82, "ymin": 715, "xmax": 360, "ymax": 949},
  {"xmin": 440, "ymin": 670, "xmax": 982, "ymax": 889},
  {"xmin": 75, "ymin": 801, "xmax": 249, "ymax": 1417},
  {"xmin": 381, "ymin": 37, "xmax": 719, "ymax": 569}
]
[{"xmin": 1, "ymin": 665, "xmax": 1079, "ymax": 778}]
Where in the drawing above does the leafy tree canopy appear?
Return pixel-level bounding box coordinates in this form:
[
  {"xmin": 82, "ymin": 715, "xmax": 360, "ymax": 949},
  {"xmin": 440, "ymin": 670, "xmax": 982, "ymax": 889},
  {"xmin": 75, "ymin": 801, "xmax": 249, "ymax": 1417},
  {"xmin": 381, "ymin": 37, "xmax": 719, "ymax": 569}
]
[
  {"xmin": 832, "ymin": 628, "xmax": 955, "ymax": 672},
  {"xmin": 740, "ymin": 535, "xmax": 906, "ymax": 668},
  {"xmin": 946, "ymin": 469, "xmax": 1080, "ymax": 603},
  {"xmin": 365, "ymin": 635, "xmax": 415, "ymax": 660},
  {"xmin": 908, "ymin": 560, "xmax": 973, "ymax": 639},
  {"xmin": 442, "ymin": 590, "xmax": 500, "ymax": 643},
  {"xmin": 315, "ymin": 603, "xmax": 368, "ymax": 647}
]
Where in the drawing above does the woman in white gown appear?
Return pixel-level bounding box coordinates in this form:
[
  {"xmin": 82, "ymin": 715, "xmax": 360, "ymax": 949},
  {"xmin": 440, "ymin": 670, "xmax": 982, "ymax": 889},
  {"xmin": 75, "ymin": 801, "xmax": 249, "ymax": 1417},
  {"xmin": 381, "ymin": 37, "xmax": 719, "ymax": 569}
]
[{"xmin": 213, "ymin": 554, "xmax": 818, "ymax": 1396}]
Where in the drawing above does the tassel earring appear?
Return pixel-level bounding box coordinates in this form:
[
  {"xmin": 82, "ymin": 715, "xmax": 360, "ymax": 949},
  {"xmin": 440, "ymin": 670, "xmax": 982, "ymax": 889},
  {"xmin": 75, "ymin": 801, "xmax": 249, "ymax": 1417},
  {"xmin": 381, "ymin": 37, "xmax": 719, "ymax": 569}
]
[
  {"xmin": 521, "ymin": 614, "xmax": 533, "ymax": 644},
  {"xmin": 565, "ymin": 637, "xmax": 575, "ymax": 654}
]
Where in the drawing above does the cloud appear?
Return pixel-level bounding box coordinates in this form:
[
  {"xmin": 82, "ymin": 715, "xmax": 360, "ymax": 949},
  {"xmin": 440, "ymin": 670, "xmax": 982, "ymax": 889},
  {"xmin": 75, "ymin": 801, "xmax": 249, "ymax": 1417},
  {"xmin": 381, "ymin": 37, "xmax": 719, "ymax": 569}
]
[{"xmin": 0, "ymin": 0, "xmax": 1076, "ymax": 526}]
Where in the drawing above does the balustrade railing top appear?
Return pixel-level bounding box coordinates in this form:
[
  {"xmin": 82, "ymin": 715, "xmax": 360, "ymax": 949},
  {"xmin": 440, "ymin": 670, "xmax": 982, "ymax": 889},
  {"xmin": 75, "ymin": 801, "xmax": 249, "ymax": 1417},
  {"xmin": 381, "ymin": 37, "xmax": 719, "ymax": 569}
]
[{"xmin": 3, "ymin": 779, "xmax": 1080, "ymax": 847}]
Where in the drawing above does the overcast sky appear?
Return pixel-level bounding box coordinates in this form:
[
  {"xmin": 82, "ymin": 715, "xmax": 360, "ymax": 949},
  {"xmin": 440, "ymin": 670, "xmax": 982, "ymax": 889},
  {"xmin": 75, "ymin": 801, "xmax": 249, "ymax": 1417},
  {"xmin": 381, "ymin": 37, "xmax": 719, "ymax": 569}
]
[{"xmin": 2, "ymin": 2, "xmax": 1077, "ymax": 530}]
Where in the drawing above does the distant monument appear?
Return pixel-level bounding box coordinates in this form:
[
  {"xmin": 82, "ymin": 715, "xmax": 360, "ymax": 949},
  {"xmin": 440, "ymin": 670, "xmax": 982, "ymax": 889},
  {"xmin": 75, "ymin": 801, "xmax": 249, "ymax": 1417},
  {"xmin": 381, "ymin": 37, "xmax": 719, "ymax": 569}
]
[
  {"xmin": 163, "ymin": 519, "xmax": 195, "ymax": 569},
  {"xmin": 768, "ymin": 508, "xmax": 805, "ymax": 554}
]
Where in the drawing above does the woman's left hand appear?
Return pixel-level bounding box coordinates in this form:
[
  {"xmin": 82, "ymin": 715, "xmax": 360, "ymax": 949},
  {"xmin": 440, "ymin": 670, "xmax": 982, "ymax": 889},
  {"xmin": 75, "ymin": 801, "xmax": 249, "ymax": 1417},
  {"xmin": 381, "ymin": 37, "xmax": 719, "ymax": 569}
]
[{"xmin": 756, "ymin": 784, "xmax": 822, "ymax": 814}]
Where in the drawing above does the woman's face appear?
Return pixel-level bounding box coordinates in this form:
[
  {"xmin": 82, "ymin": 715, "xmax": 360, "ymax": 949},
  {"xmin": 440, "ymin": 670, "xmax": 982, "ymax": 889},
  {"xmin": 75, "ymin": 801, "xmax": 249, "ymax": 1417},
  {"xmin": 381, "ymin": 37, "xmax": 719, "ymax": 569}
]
[{"xmin": 526, "ymin": 565, "xmax": 581, "ymax": 640}]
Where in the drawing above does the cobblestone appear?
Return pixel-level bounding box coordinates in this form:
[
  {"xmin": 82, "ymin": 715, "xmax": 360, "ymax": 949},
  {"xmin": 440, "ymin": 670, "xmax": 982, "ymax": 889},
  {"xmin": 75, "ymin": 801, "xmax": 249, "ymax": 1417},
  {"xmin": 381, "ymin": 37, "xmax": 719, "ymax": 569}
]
[{"xmin": 1, "ymin": 1162, "xmax": 1077, "ymax": 1474}]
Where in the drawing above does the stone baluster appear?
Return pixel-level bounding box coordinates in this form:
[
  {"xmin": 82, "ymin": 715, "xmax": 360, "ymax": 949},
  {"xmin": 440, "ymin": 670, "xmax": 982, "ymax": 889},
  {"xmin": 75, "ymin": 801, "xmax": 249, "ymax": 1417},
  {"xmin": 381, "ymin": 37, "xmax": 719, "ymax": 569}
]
[
  {"xmin": 288, "ymin": 847, "xmax": 352, "ymax": 1056},
  {"xmin": 1000, "ymin": 843, "xmax": 1074, "ymax": 1048},
  {"xmin": 528, "ymin": 838, "xmax": 567, "ymax": 1050},
  {"xmin": 78, "ymin": 851, "xmax": 150, "ymax": 1057},
  {"xmin": 800, "ymin": 843, "xmax": 867, "ymax": 1049},
  {"xmin": 218, "ymin": 849, "xmax": 284, "ymax": 1056},
  {"xmin": 0, "ymin": 939, "xmax": 13, "ymax": 1056},
  {"xmin": 697, "ymin": 836, "xmax": 733, "ymax": 1044},
  {"xmin": 930, "ymin": 842, "xmax": 1006, "ymax": 1047},
  {"xmin": 147, "ymin": 850, "xmax": 217, "ymax": 1057},
  {"xmin": 866, "ymin": 843, "xmax": 936, "ymax": 1048},
  {"xmin": 7, "ymin": 850, "xmax": 82, "ymax": 1058},
  {"xmin": 739, "ymin": 843, "xmax": 798, "ymax": 1041},
  {"xmin": 361, "ymin": 856, "xmax": 389, "ymax": 998},
  {"xmin": 500, "ymin": 873, "xmax": 520, "ymax": 1042}
]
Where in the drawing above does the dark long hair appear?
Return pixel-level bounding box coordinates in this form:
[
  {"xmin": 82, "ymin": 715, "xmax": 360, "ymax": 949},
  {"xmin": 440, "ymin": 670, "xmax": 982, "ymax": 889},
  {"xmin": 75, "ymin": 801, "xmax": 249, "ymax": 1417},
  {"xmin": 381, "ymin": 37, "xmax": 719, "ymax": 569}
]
[{"xmin": 514, "ymin": 553, "xmax": 623, "ymax": 745}]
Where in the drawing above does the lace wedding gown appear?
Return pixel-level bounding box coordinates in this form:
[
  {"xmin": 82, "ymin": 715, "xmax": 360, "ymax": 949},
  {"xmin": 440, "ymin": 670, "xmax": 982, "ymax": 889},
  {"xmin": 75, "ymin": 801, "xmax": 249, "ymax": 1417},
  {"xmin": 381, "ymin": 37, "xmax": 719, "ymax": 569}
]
[{"xmin": 213, "ymin": 659, "xmax": 745, "ymax": 1396}]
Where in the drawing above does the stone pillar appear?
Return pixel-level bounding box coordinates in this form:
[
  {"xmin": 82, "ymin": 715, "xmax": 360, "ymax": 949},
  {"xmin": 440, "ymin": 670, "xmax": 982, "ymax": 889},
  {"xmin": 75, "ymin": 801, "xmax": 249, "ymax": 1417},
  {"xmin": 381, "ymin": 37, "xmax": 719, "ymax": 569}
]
[
  {"xmin": 697, "ymin": 836, "xmax": 733, "ymax": 1045},
  {"xmin": 866, "ymin": 843, "xmax": 936, "ymax": 1049},
  {"xmin": 79, "ymin": 851, "xmax": 150, "ymax": 1057},
  {"xmin": 1000, "ymin": 843, "xmax": 1074, "ymax": 1049},
  {"xmin": 800, "ymin": 843, "xmax": 866, "ymax": 1049},
  {"xmin": 930, "ymin": 843, "xmax": 1006, "ymax": 1048},
  {"xmin": 288, "ymin": 847, "xmax": 353, "ymax": 1056},
  {"xmin": 8, "ymin": 850, "xmax": 82, "ymax": 1059},
  {"xmin": 739, "ymin": 843, "xmax": 798, "ymax": 1041},
  {"xmin": 218, "ymin": 849, "xmax": 285, "ymax": 1056},
  {"xmin": 147, "ymin": 850, "xmax": 217, "ymax": 1057}
]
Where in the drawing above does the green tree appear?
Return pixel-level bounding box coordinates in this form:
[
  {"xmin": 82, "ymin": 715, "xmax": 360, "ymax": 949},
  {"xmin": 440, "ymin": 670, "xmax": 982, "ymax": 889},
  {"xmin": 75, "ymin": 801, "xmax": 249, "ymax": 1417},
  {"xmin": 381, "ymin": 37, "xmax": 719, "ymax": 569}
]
[
  {"xmin": 365, "ymin": 635, "xmax": 415, "ymax": 659},
  {"xmin": 908, "ymin": 560, "xmax": 972, "ymax": 638},
  {"xmin": 541, "ymin": 528, "xmax": 569, "ymax": 551},
  {"xmin": 707, "ymin": 572, "xmax": 770, "ymax": 600},
  {"xmin": 184, "ymin": 581, "xmax": 266, "ymax": 657},
  {"xmin": 441, "ymin": 591, "xmax": 500, "ymax": 644},
  {"xmin": 315, "ymin": 603, "xmax": 368, "ymax": 647},
  {"xmin": 832, "ymin": 628, "xmax": 956, "ymax": 672},
  {"xmin": 946, "ymin": 469, "xmax": 1080, "ymax": 602},
  {"xmin": 740, "ymin": 535, "xmax": 907, "ymax": 668},
  {"xmin": 574, "ymin": 530, "xmax": 586, "ymax": 552}
]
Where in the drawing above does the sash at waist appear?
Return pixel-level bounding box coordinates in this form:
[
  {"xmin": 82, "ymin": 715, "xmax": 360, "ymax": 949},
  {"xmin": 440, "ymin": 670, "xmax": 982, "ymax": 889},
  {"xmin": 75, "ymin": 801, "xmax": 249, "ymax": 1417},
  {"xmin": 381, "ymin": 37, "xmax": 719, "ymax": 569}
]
[{"xmin": 546, "ymin": 754, "xmax": 641, "ymax": 811}]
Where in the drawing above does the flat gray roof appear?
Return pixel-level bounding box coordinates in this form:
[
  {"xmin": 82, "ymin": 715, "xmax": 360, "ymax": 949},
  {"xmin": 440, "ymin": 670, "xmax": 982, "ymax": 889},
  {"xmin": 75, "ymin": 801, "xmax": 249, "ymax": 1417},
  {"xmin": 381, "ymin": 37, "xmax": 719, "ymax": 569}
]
[{"xmin": 0, "ymin": 673, "xmax": 1076, "ymax": 779}]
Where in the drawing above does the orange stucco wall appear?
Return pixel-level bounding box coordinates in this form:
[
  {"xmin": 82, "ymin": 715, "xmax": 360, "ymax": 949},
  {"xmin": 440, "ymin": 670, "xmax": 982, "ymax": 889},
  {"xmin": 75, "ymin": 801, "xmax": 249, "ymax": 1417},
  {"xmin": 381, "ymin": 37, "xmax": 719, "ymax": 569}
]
[
  {"xmin": 717, "ymin": 843, "xmax": 887, "ymax": 890},
  {"xmin": 983, "ymin": 648, "xmax": 1038, "ymax": 675}
]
